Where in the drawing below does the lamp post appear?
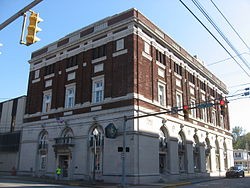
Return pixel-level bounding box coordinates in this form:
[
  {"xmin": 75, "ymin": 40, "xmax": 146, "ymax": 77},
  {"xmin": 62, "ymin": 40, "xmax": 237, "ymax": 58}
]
[{"xmin": 93, "ymin": 128, "xmax": 99, "ymax": 183}]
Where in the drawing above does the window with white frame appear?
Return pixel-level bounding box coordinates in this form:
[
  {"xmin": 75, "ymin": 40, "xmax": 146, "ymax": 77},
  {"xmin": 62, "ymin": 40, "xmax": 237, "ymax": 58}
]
[
  {"xmin": 176, "ymin": 92, "xmax": 182, "ymax": 108},
  {"xmin": 190, "ymin": 100, "xmax": 196, "ymax": 118},
  {"xmin": 39, "ymin": 133, "xmax": 48, "ymax": 149},
  {"xmin": 42, "ymin": 91, "xmax": 52, "ymax": 113},
  {"xmin": 116, "ymin": 38, "xmax": 124, "ymax": 51},
  {"xmin": 220, "ymin": 115, "xmax": 224, "ymax": 128},
  {"xmin": 92, "ymin": 77, "xmax": 104, "ymax": 103},
  {"xmin": 211, "ymin": 111, "xmax": 216, "ymax": 125},
  {"xmin": 144, "ymin": 41, "xmax": 150, "ymax": 54},
  {"xmin": 158, "ymin": 83, "xmax": 166, "ymax": 106},
  {"xmin": 34, "ymin": 70, "xmax": 40, "ymax": 79},
  {"xmin": 65, "ymin": 85, "xmax": 75, "ymax": 108},
  {"xmin": 202, "ymin": 108, "xmax": 207, "ymax": 122}
]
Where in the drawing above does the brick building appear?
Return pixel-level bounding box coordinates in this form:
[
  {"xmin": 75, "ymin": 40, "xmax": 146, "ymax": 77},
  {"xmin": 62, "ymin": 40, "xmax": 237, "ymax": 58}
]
[{"xmin": 19, "ymin": 8, "xmax": 233, "ymax": 184}]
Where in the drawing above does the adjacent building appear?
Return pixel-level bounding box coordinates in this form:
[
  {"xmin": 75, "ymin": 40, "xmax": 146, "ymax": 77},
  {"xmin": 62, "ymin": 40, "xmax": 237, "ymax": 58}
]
[
  {"xmin": 0, "ymin": 96, "xmax": 26, "ymax": 175},
  {"xmin": 18, "ymin": 8, "xmax": 233, "ymax": 184},
  {"xmin": 233, "ymin": 149, "xmax": 250, "ymax": 171}
]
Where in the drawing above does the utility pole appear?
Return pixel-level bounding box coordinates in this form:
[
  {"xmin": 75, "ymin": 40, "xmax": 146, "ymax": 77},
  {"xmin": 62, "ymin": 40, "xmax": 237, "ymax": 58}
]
[
  {"xmin": 246, "ymin": 143, "xmax": 249, "ymax": 173},
  {"xmin": 0, "ymin": 0, "xmax": 43, "ymax": 31}
]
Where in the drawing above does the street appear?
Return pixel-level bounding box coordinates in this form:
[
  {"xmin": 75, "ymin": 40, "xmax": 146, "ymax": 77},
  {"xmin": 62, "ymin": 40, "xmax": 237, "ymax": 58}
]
[
  {"xmin": 1, "ymin": 176, "xmax": 250, "ymax": 188},
  {"xmin": 180, "ymin": 176, "xmax": 250, "ymax": 188},
  {"xmin": 0, "ymin": 178, "xmax": 82, "ymax": 188}
]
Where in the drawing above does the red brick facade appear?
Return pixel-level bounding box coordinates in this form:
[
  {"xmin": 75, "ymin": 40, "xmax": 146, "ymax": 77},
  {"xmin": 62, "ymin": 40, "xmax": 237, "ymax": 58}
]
[{"xmin": 25, "ymin": 8, "xmax": 230, "ymax": 134}]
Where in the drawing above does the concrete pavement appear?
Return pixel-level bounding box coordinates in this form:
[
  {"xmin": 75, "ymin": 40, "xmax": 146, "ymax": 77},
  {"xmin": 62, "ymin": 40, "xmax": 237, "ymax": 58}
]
[{"xmin": 1, "ymin": 173, "xmax": 248, "ymax": 188}]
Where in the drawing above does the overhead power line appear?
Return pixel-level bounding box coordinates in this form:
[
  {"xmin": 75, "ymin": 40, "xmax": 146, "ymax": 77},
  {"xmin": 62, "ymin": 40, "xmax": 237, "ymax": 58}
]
[
  {"xmin": 191, "ymin": 0, "xmax": 250, "ymax": 74},
  {"xmin": 207, "ymin": 52, "xmax": 250, "ymax": 66},
  {"xmin": 209, "ymin": 0, "xmax": 250, "ymax": 51},
  {"xmin": 179, "ymin": 0, "xmax": 250, "ymax": 77}
]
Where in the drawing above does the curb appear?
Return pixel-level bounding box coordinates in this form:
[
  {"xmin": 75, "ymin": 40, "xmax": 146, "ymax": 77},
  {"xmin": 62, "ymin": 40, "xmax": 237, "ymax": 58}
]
[{"xmin": 163, "ymin": 181, "xmax": 192, "ymax": 187}]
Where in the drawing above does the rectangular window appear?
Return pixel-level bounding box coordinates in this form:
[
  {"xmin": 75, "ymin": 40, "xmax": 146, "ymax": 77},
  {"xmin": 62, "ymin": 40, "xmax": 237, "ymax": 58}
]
[
  {"xmin": 158, "ymin": 83, "xmax": 166, "ymax": 106},
  {"xmin": 144, "ymin": 41, "xmax": 150, "ymax": 54},
  {"xmin": 174, "ymin": 63, "xmax": 182, "ymax": 76},
  {"xmin": 92, "ymin": 77, "xmax": 104, "ymax": 103},
  {"xmin": 211, "ymin": 111, "xmax": 216, "ymax": 125},
  {"xmin": 188, "ymin": 72, "xmax": 195, "ymax": 84},
  {"xmin": 190, "ymin": 100, "xmax": 196, "ymax": 118},
  {"xmin": 66, "ymin": 55, "xmax": 78, "ymax": 68},
  {"xmin": 220, "ymin": 115, "xmax": 224, "ymax": 128},
  {"xmin": 176, "ymin": 93, "xmax": 182, "ymax": 108},
  {"xmin": 200, "ymin": 81, "xmax": 206, "ymax": 91},
  {"xmin": 34, "ymin": 70, "xmax": 40, "ymax": 79},
  {"xmin": 44, "ymin": 64, "xmax": 55, "ymax": 75},
  {"xmin": 93, "ymin": 45, "xmax": 106, "ymax": 59},
  {"xmin": 42, "ymin": 92, "xmax": 52, "ymax": 113},
  {"xmin": 156, "ymin": 50, "xmax": 165, "ymax": 64},
  {"xmin": 116, "ymin": 38, "xmax": 124, "ymax": 51},
  {"xmin": 65, "ymin": 86, "xmax": 75, "ymax": 108}
]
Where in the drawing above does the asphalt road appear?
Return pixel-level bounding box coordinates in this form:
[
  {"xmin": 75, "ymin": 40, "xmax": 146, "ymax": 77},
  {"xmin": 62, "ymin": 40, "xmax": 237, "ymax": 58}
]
[{"xmin": 180, "ymin": 176, "xmax": 250, "ymax": 188}]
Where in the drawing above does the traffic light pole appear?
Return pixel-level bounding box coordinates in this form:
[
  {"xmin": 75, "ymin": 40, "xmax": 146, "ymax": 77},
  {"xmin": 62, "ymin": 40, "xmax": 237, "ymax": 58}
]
[
  {"xmin": 0, "ymin": 0, "xmax": 43, "ymax": 31},
  {"xmin": 20, "ymin": 13, "xmax": 27, "ymax": 45}
]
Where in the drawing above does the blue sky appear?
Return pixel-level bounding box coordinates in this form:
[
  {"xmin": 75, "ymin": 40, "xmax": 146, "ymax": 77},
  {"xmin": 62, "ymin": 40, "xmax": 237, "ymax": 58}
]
[{"xmin": 0, "ymin": 0, "xmax": 250, "ymax": 132}]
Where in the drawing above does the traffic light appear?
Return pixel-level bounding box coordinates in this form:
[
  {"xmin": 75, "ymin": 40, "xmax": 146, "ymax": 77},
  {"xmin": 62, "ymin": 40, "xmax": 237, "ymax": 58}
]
[
  {"xmin": 183, "ymin": 105, "xmax": 189, "ymax": 120},
  {"xmin": 219, "ymin": 99, "xmax": 226, "ymax": 116},
  {"xmin": 26, "ymin": 11, "xmax": 43, "ymax": 46}
]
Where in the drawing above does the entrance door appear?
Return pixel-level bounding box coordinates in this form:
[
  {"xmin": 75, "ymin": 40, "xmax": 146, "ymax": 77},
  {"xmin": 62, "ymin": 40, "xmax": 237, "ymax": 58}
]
[{"xmin": 59, "ymin": 155, "xmax": 69, "ymax": 178}]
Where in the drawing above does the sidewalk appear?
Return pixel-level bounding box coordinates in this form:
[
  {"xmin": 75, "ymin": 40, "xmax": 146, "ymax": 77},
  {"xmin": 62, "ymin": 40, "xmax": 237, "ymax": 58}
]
[{"xmin": 0, "ymin": 174, "xmax": 227, "ymax": 188}]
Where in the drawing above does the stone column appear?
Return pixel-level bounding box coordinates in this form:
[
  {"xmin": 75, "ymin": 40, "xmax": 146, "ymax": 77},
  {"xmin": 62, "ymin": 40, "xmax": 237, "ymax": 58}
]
[
  {"xmin": 219, "ymin": 148, "xmax": 225, "ymax": 172},
  {"xmin": 210, "ymin": 146, "xmax": 217, "ymax": 173},
  {"xmin": 168, "ymin": 137, "xmax": 179, "ymax": 174},
  {"xmin": 186, "ymin": 140, "xmax": 194, "ymax": 174},
  {"xmin": 199, "ymin": 143, "xmax": 206, "ymax": 173}
]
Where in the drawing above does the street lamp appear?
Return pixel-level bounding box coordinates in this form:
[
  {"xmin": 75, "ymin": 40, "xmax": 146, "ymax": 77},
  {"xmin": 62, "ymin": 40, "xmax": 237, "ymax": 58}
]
[{"xmin": 92, "ymin": 128, "xmax": 99, "ymax": 183}]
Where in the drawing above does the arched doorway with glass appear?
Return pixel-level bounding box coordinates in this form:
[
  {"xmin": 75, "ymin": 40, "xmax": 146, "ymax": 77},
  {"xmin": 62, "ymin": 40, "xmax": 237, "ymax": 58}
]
[
  {"xmin": 159, "ymin": 126, "xmax": 169, "ymax": 174},
  {"xmin": 88, "ymin": 126, "xmax": 104, "ymax": 182},
  {"xmin": 178, "ymin": 131, "xmax": 187, "ymax": 173},
  {"xmin": 54, "ymin": 127, "xmax": 74, "ymax": 180},
  {"xmin": 205, "ymin": 137, "xmax": 211, "ymax": 172},
  {"xmin": 193, "ymin": 134, "xmax": 200, "ymax": 172},
  {"xmin": 36, "ymin": 130, "xmax": 48, "ymax": 177}
]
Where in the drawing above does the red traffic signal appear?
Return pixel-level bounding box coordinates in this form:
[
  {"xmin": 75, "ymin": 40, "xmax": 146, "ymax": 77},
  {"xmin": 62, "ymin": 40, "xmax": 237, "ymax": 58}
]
[
  {"xmin": 219, "ymin": 99, "xmax": 226, "ymax": 116},
  {"xmin": 219, "ymin": 100, "xmax": 225, "ymax": 106},
  {"xmin": 183, "ymin": 105, "xmax": 189, "ymax": 120}
]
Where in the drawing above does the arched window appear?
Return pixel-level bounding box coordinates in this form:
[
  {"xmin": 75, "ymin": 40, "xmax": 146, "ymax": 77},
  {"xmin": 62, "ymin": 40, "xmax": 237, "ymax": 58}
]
[
  {"xmin": 62, "ymin": 128, "xmax": 73, "ymax": 144},
  {"xmin": 38, "ymin": 131, "xmax": 48, "ymax": 171},
  {"xmin": 39, "ymin": 131, "xmax": 48, "ymax": 150}
]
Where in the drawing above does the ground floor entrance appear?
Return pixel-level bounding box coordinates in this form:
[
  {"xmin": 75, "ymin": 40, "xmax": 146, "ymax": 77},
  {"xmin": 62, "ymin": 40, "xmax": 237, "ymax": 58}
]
[{"xmin": 58, "ymin": 155, "xmax": 69, "ymax": 178}]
